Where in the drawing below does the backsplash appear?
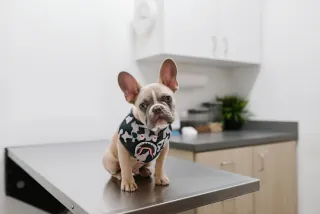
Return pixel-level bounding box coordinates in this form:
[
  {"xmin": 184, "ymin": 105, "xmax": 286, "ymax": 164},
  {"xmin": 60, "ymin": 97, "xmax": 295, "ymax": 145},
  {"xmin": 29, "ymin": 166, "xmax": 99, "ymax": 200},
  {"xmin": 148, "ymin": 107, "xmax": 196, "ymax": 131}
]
[{"xmin": 138, "ymin": 61, "xmax": 234, "ymax": 112}]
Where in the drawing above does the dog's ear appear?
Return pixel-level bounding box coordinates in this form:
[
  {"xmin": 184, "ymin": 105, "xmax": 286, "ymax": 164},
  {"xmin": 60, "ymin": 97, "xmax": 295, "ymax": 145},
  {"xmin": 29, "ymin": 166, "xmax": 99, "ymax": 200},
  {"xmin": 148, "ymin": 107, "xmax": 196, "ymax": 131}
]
[
  {"xmin": 159, "ymin": 58, "xmax": 178, "ymax": 92},
  {"xmin": 118, "ymin": 71, "xmax": 141, "ymax": 103}
]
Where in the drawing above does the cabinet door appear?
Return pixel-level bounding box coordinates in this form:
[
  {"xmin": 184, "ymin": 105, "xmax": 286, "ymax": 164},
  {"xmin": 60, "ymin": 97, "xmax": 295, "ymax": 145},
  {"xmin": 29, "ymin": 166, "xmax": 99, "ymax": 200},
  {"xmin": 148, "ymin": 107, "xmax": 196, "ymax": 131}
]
[
  {"xmin": 164, "ymin": 0, "xmax": 218, "ymax": 59},
  {"xmin": 253, "ymin": 141, "xmax": 297, "ymax": 214},
  {"xmin": 217, "ymin": 0, "xmax": 261, "ymax": 63},
  {"xmin": 195, "ymin": 147, "xmax": 254, "ymax": 214},
  {"xmin": 168, "ymin": 148, "xmax": 194, "ymax": 162}
]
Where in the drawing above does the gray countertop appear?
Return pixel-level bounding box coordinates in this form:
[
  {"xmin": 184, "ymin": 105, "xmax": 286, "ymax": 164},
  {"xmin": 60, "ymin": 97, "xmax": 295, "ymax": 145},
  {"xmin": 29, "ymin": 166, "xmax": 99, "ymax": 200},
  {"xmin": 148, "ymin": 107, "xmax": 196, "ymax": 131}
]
[
  {"xmin": 7, "ymin": 140, "xmax": 259, "ymax": 214},
  {"xmin": 170, "ymin": 130, "xmax": 297, "ymax": 152}
]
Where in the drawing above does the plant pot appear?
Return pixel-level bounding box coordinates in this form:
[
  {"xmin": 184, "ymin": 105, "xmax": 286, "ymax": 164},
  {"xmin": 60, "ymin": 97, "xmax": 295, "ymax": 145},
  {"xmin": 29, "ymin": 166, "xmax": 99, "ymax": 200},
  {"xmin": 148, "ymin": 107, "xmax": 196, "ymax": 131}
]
[{"xmin": 223, "ymin": 120, "xmax": 244, "ymax": 130}]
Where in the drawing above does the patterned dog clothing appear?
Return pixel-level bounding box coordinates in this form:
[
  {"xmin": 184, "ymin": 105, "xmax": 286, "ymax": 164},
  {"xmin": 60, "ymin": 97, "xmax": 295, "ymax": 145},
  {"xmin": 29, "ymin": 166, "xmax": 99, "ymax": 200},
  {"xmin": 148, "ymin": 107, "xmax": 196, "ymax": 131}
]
[{"xmin": 118, "ymin": 110, "xmax": 172, "ymax": 164}]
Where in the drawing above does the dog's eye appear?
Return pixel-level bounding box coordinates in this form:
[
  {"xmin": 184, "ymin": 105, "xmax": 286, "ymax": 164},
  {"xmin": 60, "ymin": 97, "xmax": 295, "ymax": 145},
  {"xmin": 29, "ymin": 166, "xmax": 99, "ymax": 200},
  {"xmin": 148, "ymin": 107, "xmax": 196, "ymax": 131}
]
[
  {"xmin": 139, "ymin": 102, "xmax": 148, "ymax": 111},
  {"xmin": 162, "ymin": 95, "xmax": 172, "ymax": 103}
]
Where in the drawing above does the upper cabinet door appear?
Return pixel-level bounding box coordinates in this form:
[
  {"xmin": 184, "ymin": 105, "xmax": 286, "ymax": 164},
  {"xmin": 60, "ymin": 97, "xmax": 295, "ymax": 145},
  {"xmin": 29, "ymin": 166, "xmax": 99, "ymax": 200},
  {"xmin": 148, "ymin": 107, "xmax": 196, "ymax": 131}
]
[
  {"xmin": 133, "ymin": 0, "xmax": 261, "ymax": 67},
  {"xmin": 163, "ymin": 0, "xmax": 218, "ymax": 59},
  {"xmin": 218, "ymin": 0, "xmax": 261, "ymax": 64}
]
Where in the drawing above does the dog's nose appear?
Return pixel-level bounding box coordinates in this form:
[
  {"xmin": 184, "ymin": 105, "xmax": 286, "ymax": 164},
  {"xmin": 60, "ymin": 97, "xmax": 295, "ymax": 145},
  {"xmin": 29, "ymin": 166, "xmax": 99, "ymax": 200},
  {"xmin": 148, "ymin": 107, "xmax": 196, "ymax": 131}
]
[{"xmin": 152, "ymin": 106, "xmax": 163, "ymax": 114}]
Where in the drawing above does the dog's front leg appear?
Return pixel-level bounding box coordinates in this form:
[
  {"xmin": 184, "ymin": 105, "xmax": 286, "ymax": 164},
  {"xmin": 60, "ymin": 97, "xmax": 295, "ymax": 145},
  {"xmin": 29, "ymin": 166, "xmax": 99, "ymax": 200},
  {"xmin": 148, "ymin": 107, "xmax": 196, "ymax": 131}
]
[
  {"xmin": 154, "ymin": 143, "xmax": 169, "ymax": 185},
  {"xmin": 117, "ymin": 141, "xmax": 138, "ymax": 192}
]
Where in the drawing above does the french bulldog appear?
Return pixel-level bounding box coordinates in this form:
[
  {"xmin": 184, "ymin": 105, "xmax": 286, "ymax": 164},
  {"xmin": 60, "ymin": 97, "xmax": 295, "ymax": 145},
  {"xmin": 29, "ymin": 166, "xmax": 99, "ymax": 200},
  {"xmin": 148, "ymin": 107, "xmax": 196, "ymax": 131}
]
[{"xmin": 103, "ymin": 58, "xmax": 178, "ymax": 192}]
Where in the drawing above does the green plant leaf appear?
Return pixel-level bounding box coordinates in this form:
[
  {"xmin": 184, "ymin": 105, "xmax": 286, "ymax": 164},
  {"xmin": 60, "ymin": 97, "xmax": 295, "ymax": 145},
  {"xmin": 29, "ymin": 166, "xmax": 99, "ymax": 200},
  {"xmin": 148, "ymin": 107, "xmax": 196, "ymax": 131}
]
[
  {"xmin": 239, "ymin": 114, "xmax": 246, "ymax": 122},
  {"xmin": 225, "ymin": 113, "xmax": 232, "ymax": 119},
  {"xmin": 223, "ymin": 107, "xmax": 232, "ymax": 112},
  {"xmin": 217, "ymin": 94, "xmax": 251, "ymax": 122}
]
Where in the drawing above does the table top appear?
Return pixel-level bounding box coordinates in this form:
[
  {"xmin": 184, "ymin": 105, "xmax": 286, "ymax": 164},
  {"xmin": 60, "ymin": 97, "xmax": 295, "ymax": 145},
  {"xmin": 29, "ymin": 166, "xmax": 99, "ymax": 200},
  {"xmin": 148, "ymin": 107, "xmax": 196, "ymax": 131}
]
[
  {"xmin": 7, "ymin": 140, "xmax": 259, "ymax": 214},
  {"xmin": 170, "ymin": 130, "xmax": 297, "ymax": 152}
]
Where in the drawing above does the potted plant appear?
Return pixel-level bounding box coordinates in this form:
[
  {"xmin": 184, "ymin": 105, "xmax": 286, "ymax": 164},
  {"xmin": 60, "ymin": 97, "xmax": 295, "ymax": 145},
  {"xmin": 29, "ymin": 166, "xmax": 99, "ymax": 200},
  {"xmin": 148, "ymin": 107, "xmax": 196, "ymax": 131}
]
[{"xmin": 216, "ymin": 95, "xmax": 250, "ymax": 130}]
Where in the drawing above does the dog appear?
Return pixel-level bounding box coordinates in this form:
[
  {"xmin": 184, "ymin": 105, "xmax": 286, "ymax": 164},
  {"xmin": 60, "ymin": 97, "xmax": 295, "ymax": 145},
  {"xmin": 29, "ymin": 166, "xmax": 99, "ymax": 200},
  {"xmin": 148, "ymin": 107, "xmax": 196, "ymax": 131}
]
[{"xmin": 103, "ymin": 58, "xmax": 178, "ymax": 192}]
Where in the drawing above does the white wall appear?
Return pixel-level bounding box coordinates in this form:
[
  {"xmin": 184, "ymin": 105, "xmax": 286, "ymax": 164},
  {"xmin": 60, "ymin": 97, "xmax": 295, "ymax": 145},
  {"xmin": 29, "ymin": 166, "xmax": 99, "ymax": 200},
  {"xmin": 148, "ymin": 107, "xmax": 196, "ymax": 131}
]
[
  {"xmin": 138, "ymin": 62, "xmax": 232, "ymax": 111},
  {"xmin": 231, "ymin": 0, "xmax": 320, "ymax": 213},
  {"xmin": 0, "ymin": 1, "xmax": 231, "ymax": 213}
]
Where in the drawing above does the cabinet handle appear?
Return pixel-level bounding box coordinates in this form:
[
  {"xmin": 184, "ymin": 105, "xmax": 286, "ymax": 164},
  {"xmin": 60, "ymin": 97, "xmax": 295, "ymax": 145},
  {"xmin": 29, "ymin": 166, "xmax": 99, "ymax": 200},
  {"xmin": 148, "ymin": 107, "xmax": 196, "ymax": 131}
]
[
  {"xmin": 222, "ymin": 36, "xmax": 228, "ymax": 55},
  {"xmin": 220, "ymin": 161, "xmax": 235, "ymax": 166},
  {"xmin": 212, "ymin": 36, "xmax": 217, "ymax": 53},
  {"xmin": 259, "ymin": 153, "xmax": 265, "ymax": 172}
]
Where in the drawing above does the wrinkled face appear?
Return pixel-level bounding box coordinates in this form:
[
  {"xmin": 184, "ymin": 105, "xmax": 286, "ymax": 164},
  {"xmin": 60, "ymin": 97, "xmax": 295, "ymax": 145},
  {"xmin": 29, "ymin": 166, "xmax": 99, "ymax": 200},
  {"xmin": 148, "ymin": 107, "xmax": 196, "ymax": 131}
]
[
  {"xmin": 135, "ymin": 83, "xmax": 176, "ymax": 130},
  {"xmin": 118, "ymin": 58, "xmax": 178, "ymax": 131}
]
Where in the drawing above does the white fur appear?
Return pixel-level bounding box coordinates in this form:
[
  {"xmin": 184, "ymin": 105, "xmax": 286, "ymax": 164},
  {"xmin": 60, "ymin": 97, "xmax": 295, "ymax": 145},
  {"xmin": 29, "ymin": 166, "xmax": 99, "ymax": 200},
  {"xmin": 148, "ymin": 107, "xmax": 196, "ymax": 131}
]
[{"xmin": 151, "ymin": 90, "xmax": 158, "ymax": 103}]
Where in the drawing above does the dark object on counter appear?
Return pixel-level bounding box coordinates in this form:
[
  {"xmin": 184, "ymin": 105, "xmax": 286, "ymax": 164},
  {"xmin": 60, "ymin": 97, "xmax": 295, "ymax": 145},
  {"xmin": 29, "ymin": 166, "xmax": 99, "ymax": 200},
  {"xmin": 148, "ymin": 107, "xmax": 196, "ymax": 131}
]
[
  {"xmin": 187, "ymin": 108, "xmax": 223, "ymax": 133},
  {"xmin": 201, "ymin": 102, "xmax": 223, "ymax": 122},
  {"xmin": 224, "ymin": 119, "xmax": 245, "ymax": 130},
  {"xmin": 216, "ymin": 95, "xmax": 250, "ymax": 130},
  {"xmin": 187, "ymin": 108, "xmax": 212, "ymax": 125}
]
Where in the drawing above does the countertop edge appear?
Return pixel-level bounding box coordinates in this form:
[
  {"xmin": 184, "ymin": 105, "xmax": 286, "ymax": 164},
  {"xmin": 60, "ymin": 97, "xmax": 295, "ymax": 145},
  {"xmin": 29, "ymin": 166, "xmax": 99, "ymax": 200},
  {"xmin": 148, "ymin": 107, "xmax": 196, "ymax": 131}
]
[
  {"xmin": 127, "ymin": 178, "xmax": 260, "ymax": 214},
  {"xmin": 170, "ymin": 133, "xmax": 297, "ymax": 153},
  {"xmin": 6, "ymin": 148, "xmax": 87, "ymax": 214}
]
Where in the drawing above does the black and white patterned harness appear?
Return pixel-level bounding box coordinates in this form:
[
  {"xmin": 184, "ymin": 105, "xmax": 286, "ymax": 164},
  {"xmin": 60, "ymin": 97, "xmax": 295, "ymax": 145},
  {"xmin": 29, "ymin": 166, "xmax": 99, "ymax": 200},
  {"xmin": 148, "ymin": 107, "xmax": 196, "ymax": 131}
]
[{"xmin": 118, "ymin": 110, "xmax": 172, "ymax": 164}]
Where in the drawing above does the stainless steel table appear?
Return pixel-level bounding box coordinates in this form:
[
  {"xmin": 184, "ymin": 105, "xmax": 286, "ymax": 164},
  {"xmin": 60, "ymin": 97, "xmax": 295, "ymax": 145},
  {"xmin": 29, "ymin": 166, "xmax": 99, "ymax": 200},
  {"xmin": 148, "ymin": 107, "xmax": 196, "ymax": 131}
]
[{"xmin": 5, "ymin": 140, "xmax": 259, "ymax": 214}]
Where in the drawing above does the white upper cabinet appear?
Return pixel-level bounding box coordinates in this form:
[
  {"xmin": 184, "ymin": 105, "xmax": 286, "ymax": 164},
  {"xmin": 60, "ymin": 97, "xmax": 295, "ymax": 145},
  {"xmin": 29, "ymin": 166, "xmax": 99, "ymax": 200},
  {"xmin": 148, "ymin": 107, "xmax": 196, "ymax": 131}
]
[
  {"xmin": 217, "ymin": 0, "xmax": 261, "ymax": 64},
  {"xmin": 133, "ymin": 0, "xmax": 261, "ymax": 66},
  {"xmin": 163, "ymin": 0, "xmax": 218, "ymax": 60}
]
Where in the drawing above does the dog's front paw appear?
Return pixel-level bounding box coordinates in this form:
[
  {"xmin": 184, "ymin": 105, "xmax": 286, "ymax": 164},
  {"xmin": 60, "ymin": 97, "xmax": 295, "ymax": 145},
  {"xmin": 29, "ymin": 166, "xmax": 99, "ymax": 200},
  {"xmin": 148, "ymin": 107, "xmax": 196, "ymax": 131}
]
[
  {"xmin": 155, "ymin": 175, "xmax": 169, "ymax": 186},
  {"xmin": 121, "ymin": 180, "xmax": 138, "ymax": 192}
]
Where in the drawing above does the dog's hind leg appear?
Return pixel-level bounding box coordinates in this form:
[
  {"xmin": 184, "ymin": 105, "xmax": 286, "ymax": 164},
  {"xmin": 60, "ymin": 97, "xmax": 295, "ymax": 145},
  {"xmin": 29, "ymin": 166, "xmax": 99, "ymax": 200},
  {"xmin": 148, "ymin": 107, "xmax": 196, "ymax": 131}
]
[{"xmin": 103, "ymin": 148, "xmax": 121, "ymax": 180}]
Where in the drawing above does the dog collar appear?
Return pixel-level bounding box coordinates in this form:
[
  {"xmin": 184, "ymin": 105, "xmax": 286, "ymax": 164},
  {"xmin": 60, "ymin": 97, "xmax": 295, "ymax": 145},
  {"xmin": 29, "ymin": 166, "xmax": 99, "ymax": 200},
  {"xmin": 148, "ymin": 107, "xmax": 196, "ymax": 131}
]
[{"xmin": 118, "ymin": 110, "xmax": 172, "ymax": 164}]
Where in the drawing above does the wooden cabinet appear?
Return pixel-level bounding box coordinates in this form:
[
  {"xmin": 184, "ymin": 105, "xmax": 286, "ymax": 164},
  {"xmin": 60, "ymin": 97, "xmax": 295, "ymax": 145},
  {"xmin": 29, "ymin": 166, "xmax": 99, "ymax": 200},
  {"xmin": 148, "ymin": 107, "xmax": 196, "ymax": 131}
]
[
  {"xmin": 133, "ymin": 0, "xmax": 261, "ymax": 66},
  {"xmin": 253, "ymin": 141, "xmax": 297, "ymax": 214},
  {"xmin": 168, "ymin": 148, "xmax": 194, "ymax": 162},
  {"xmin": 168, "ymin": 141, "xmax": 297, "ymax": 214},
  {"xmin": 195, "ymin": 147, "xmax": 254, "ymax": 214}
]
